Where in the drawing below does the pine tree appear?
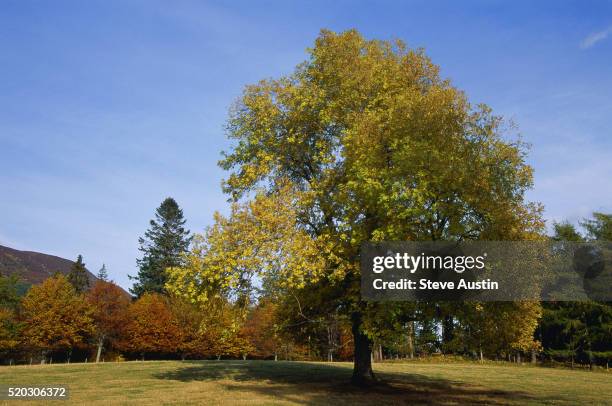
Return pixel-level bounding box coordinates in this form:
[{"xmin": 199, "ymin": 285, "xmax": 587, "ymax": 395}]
[
  {"xmin": 541, "ymin": 214, "xmax": 612, "ymax": 367},
  {"xmin": 0, "ymin": 273, "xmax": 21, "ymax": 310},
  {"xmin": 97, "ymin": 264, "xmax": 109, "ymax": 281},
  {"xmin": 67, "ymin": 255, "xmax": 90, "ymax": 293},
  {"xmin": 551, "ymin": 221, "xmax": 584, "ymax": 242},
  {"xmin": 130, "ymin": 197, "xmax": 191, "ymax": 297}
]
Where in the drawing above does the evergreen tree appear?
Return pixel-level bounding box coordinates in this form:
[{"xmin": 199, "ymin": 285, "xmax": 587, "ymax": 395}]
[
  {"xmin": 581, "ymin": 212, "xmax": 612, "ymax": 241},
  {"xmin": 97, "ymin": 264, "xmax": 109, "ymax": 281},
  {"xmin": 551, "ymin": 221, "xmax": 584, "ymax": 242},
  {"xmin": 0, "ymin": 273, "xmax": 21, "ymax": 310},
  {"xmin": 130, "ymin": 197, "xmax": 191, "ymax": 297},
  {"xmin": 541, "ymin": 214, "xmax": 612, "ymax": 367},
  {"xmin": 67, "ymin": 255, "xmax": 90, "ymax": 293}
]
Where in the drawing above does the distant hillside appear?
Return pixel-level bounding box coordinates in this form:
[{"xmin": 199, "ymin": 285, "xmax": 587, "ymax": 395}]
[{"xmin": 0, "ymin": 245, "xmax": 127, "ymax": 295}]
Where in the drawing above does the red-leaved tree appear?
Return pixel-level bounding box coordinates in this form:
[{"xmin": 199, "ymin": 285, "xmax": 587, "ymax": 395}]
[
  {"xmin": 87, "ymin": 280, "xmax": 131, "ymax": 362},
  {"xmin": 123, "ymin": 293, "xmax": 182, "ymax": 359}
]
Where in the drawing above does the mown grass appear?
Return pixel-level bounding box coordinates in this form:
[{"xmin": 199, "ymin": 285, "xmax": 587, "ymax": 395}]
[{"xmin": 0, "ymin": 360, "xmax": 610, "ymax": 405}]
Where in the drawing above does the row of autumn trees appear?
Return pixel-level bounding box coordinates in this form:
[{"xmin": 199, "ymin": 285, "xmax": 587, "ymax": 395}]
[{"xmin": 0, "ymin": 271, "xmax": 309, "ymax": 364}]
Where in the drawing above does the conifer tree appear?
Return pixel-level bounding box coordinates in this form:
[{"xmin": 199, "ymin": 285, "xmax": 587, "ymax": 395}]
[
  {"xmin": 581, "ymin": 212, "xmax": 612, "ymax": 241},
  {"xmin": 0, "ymin": 273, "xmax": 21, "ymax": 310},
  {"xmin": 130, "ymin": 197, "xmax": 191, "ymax": 297},
  {"xmin": 67, "ymin": 255, "xmax": 90, "ymax": 293},
  {"xmin": 97, "ymin": 264, "xmax": 109, "ymax": 281},
  {"xmin": 541, "ymin": 214, "xmax": 612, "ymax": 367}
]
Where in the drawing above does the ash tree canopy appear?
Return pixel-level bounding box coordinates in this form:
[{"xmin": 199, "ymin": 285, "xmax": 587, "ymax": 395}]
[{"xmin": 168, "ymin": 29, "xmax": 544, "ymax": 385}]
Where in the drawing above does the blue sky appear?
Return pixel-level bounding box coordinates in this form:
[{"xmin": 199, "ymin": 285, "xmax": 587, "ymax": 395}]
[{"xmin": 1, "ymin": 1, "xmax": 611, "ymax": 290}]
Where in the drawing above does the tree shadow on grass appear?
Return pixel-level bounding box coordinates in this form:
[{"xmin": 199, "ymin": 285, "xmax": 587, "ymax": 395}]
[{"xmin": 153, "ymin": 361, "xmax": 537, "ymax": 405}]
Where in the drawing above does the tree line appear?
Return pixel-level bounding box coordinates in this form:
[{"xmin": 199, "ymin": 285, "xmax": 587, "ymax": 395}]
[
  {"xmin": 0, "ymin": 272, "xmax": 296, "ymax": 364},
  {"xmin": 0, "ymin": 202, "xmax": 610, "ymax": 368}
]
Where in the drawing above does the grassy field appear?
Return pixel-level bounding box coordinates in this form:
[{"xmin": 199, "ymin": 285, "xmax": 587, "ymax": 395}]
[{"xmin": 0, "ymin": 360, "xmax": 610, "ymax": 405}]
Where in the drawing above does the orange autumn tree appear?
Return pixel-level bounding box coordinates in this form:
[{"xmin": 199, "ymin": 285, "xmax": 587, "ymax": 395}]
[
  {"xmin": 168, "ymin": 295, "xmax": 257, "ymax": 360},
  {"xmin": 20, "ymin": 275, "xmax": 94, "ymax": 362},
  {"xmin": 241, "ymin": 299, "xmax": 282, "ymax": 359},
  {"xmin": 87, "ymin": 280, "xmax": 131, "ymax": 362},
  {"xmin": 124, "ymin": 293, "xmax": 181, "ymax": 359},
  {"xmin": 168, "ymin": 296, "xmax": 210, "ymax": 360}
]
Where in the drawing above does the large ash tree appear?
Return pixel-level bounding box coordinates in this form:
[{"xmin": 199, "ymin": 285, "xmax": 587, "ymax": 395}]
[
  {"xmin": 131, "ymin": 198, "xmax": 192, "ymax": 297},
  {"xmin": 172, "ymin": 29, "xmax": 543, "ymax": 385}
]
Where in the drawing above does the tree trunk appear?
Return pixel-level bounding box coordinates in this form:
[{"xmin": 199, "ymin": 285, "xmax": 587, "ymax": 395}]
[
  {"xmin": 442, "ymin": 315, "xmax": 454, "ymax": 352},
  {"xmin": 531, "ymin": 349, "xmax": 537, "ymax": 364},
  {"xmin": 96, "ymin": 337, "xmax": 104, "ymax": 363},
  {"xmin": 351, "ymin": 311, "xmax": 376, "ymax": 386},
  {"xmin": 407, "ymin": 322, "xmax": 414, "ymax": 359},
  {"xmin": 327, "ymin": 325, "xmax": 333, "ymax": 362}
]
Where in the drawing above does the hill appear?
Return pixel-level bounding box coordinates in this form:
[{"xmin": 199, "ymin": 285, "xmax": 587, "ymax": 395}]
[{"xmin": 0, "ymin": 244, "xmax": 118, "ymax": 293}]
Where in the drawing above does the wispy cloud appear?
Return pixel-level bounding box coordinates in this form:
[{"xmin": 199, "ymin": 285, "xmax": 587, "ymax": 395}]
[{"xmin": 580, "ymin": 25, "xmax": 612, "ymax": 49}]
